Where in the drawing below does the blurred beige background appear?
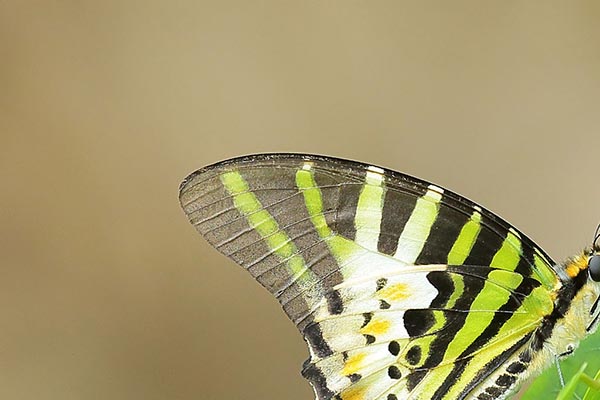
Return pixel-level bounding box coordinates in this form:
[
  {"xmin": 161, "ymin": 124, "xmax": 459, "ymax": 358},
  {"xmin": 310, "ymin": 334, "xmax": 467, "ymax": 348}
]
[{"xmin": 1, "ymin": 2, "xmax": 599, "ymax": 399}]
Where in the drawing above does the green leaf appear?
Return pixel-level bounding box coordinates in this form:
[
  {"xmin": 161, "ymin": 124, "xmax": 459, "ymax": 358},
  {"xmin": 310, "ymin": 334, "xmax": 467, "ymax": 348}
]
[
  {"xmin": 556, "ymin": 363, "xmax": 587, "ymax": 400},
  {"xmin": 583, "ymin": 367, "xmax": 600, "ymax": 400}
]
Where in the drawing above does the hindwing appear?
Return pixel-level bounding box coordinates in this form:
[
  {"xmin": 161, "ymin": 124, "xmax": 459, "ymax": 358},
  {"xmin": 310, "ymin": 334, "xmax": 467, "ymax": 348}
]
[{"xmin": 179, "ymin": 153, "xmax": 561, "ymax": 400}]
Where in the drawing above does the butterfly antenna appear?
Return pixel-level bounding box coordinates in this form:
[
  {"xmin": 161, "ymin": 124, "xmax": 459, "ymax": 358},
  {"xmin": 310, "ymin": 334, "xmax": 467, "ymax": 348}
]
[{"xmin": 593, "ymin": 223, "xmax": 600, "ymax": 250}]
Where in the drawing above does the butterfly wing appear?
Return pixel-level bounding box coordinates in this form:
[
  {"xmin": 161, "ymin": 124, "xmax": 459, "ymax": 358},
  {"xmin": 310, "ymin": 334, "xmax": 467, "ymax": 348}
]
[{"xmin": 179, "ymin": 153, "xmax": 559, "ymax": 400}]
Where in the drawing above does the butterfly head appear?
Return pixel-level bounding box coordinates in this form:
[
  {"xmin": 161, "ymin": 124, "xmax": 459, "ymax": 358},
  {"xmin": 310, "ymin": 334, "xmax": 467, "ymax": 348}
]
[
  {"xmin": 560, "ymin": 232, "xmax": 600, "ymax": 337},
  {"xmin": 582, "ymin": 237, "xmax": 600, "ymax": 334},
  {"xmin": 588, "ymin": 252, "xmax": 600, "ymax": 282},
  {"xmin": 588, "ymin": 222, "xmax": 600, "ymax": 278}
]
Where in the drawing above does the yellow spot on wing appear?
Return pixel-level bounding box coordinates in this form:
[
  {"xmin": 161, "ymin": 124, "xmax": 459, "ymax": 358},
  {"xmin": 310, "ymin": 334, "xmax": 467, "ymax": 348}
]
[
  {"xmin": 342, "ymin": 353, "xmax": 366, "ymax": 376},
  {"xmin": 361, "ymin": 317, "xmax": 391, "ymax": 336},
  {"xmin": 378, "ymin": 283, "xmax": 409, "ymax": 302}
]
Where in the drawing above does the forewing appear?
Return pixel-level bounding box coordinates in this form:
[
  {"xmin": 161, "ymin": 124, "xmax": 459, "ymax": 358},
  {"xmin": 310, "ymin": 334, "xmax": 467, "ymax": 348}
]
[{"xmin": 179, "ymin": 153, "xmax": 559, "ymax": 399}]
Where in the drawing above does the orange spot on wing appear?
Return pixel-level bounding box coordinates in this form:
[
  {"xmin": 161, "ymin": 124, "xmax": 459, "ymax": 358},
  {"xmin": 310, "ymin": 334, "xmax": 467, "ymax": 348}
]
[{"xmin": 565, "ymin": 254, "xmax": 589, "ymax": 278}]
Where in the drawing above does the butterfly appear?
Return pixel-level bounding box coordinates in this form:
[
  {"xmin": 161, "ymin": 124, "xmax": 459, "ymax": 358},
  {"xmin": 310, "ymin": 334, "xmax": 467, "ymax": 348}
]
[{"xmin": 178, "ymin": 153, "xmax": 600, "ymax": 400}]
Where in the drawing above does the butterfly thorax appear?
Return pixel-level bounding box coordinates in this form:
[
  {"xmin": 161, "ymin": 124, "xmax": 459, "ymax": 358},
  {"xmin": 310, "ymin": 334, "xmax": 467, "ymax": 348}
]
[{"xmin": 540, "ymin": 251, "xmax": 600, "ymax": 361}]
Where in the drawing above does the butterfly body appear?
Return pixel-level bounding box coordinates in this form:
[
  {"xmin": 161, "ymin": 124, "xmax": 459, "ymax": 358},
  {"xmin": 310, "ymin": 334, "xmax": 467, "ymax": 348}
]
[{"xmin": 179, "ymin": 153, "xmax": 600, "ymax": 400}]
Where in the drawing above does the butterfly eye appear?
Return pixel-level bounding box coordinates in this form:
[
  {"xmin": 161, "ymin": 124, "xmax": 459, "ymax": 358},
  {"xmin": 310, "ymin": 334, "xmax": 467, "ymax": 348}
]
[{"xmin": 589, "ymin": 256, "xmax": 600, "ymax": 282}]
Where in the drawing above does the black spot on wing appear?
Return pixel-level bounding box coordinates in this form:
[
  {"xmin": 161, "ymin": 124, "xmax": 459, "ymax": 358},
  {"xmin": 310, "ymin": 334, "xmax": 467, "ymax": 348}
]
[
  {"xmin": 388, "ymin": 341, "xmax": 400, "ymax": 356},
  {"xmin": 495, "ymin": 374, "xmax": 516, "ymax": 388},
  {"xmin": 405, "ymin": 345, "xmax": 422, "ymax": 366},
  {"xmin": 403, "ymin": 309, "xmax": 435, "ymax": 337},
  {"xmin": 362, "ymin": 312, "xmax": 373, "ymax": 328},
  {"xmin": 506, "ymin": 361, "xmax": 526, "ymax": 374},
  {"xmin": 380, "ymin": 300, "xmax": 391, "ymax": 309},
  {"xmin": 325, "ymin": 290, "xmax": 344, "ymax": 314},
  {"xmin": 485, "ymin": 386, "xmax": 503, "ymax": 397},
  {"xmin": 519, "ymin": 350, "xmax": 532, "ymax": 363},
  {"xmin": 388, "ymin": 365, "xmax": 402, "ymax": 379}
]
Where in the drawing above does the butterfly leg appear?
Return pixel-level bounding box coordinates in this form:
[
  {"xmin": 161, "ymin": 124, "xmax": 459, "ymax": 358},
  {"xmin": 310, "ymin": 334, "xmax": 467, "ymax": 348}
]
[{"xmin": 554, "ymin": 355, "xmax": 565, "ymax": 387}]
